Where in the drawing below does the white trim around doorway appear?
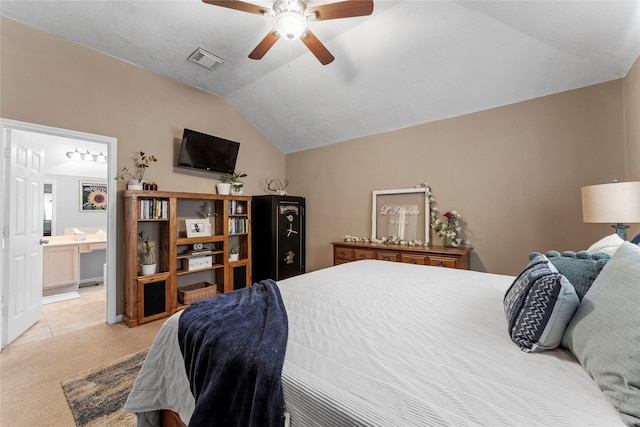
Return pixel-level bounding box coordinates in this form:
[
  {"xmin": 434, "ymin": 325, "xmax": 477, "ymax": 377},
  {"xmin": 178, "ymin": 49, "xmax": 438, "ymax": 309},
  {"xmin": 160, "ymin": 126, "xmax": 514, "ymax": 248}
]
[{"xmin": 0, "ymin": 119, "xmax": 119, "ymax": 346}]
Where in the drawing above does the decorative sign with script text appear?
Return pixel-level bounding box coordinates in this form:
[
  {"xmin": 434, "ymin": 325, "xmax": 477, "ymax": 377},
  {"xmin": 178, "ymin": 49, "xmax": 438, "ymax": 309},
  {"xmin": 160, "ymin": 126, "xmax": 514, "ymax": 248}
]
[{"xmin": 372, "ymin": 188, "xmax": 430, "ymax": 244}]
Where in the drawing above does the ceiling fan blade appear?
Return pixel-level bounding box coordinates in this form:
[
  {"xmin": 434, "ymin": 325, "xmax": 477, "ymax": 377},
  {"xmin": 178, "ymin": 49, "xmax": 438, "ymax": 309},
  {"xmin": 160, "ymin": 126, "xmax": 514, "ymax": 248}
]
[
  {"xmin": 308, "ymin": 0, "xmax": 373, "ymax": 21},
  {"xmin": 202, "ymin": 0, "xmax": 271, "ymax": 16},
  {"xmin": 249, "ymin": 32, "xmax": 280, "ymax": 60},
  {"xmin": 301, "ymin": 30, "xmax": 335, "ymax": 65}
]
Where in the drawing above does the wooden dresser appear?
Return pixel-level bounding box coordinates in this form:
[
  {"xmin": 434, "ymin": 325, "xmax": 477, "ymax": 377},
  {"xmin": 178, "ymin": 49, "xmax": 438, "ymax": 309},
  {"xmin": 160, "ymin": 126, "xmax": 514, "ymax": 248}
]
[{"xmin": 332, "ymin": 241, "xmax": 472, "ymax": 270}]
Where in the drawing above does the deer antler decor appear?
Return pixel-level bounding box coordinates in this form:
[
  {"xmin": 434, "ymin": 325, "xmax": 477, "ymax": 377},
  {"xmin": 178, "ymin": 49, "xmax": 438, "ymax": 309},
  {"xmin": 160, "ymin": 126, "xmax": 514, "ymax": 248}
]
[{"xmin": 266, "ymin": 178, "xmax": 289, "ymax": 196}]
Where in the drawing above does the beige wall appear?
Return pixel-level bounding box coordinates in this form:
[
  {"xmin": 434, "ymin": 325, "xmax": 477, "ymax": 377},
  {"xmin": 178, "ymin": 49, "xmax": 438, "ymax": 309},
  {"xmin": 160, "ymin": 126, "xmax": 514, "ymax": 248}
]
[
  {"xmin": 2, "ymin": 16, "xmax": 638, "ymax": 310},
  {"xmin": 287, "ymin": 80, "xmax": 630, "ymax": 276},
  {"xmin": 625, "ymin": 56, "xmax": 640, "ymax": 180},
  {"xmin": 1, "ymin": 17, "xmax": 286, "ymax": 313}
]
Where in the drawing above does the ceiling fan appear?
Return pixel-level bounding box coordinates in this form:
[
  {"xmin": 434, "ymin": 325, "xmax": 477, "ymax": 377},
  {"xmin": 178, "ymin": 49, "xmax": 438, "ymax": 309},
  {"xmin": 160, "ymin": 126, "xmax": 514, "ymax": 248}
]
[{"xmin": 202, "ymin": 0, "xmax": 374, "ymax": 65}]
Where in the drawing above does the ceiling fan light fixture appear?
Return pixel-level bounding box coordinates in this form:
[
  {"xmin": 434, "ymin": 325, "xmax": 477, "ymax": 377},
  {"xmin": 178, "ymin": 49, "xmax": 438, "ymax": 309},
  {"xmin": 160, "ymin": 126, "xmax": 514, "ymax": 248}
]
[{"xmin": 274, "ymin": 11, "xmax": 307, "ymax": 40}]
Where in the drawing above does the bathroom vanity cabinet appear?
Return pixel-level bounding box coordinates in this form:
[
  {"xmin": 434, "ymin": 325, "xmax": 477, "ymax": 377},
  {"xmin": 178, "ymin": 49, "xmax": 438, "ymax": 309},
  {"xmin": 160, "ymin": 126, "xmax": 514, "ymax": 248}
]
[
  {"xmin": 43, "ymin": 245, "xmax": 79, "ymax": 294},
  {"xmin": 42, "ymin": 235, "xmax": 107, "ymax": 295}
]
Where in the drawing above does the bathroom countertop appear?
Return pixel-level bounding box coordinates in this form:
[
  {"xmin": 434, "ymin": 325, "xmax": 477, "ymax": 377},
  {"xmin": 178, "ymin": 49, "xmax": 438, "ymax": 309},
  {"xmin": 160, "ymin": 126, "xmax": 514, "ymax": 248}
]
[{"xmin": 43, "ymin": 234, "xmax": 107, "ymax": 250}]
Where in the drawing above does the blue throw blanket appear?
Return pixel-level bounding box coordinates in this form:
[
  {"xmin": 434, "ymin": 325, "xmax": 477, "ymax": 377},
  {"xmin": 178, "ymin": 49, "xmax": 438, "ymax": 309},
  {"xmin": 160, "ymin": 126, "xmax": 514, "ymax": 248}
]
[{"xmin": 178, "ymin": 280, "xmax": 288, "ymax": 427}]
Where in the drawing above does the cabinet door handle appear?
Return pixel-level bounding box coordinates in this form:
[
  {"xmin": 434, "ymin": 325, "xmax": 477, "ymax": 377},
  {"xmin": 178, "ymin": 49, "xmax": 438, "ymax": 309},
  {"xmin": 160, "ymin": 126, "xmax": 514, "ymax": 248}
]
[
  {"xmin": 383, "ymin": 256, "xmax": 390, "ymax": 261},
  {"xmin": 409, "ymin": 259, "xmax": 416, "ymax": 264},
  {"xmin": 340, "ymin": 251, "xmax": 347, "ymax": 257},
  {"xmin": 438, "ymin": 261, "xmax": 446, "ymax": 267}
]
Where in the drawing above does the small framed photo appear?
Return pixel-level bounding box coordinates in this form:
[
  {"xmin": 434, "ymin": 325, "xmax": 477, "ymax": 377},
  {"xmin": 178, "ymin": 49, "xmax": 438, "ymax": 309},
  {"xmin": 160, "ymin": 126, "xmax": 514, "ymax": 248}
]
[
  {"xmin": 80, "ymin": 181, "xmax": 107, "ymax": 211},
  {"xmin": 372, "ymin": 187, "xmax": 430, "ymax": 244},
  {"xmin": 185, "ymin": 218, "xmax": 211, "ymax": 238}
]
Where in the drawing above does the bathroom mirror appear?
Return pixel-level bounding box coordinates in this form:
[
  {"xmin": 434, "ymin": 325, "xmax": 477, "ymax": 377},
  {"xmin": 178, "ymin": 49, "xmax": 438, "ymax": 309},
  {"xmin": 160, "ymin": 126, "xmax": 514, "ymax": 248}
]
[{"xmin": 43, "ymin": 181, "xmax": 54, "ymax": 236}]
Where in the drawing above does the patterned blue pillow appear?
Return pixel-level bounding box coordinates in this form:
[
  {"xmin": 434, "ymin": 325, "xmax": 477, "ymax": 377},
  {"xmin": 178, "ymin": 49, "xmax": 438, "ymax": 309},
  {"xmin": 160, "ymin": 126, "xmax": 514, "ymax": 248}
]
[
  {"xmin": 528, "ymin": 250, "xmax": 609, "ymax": 300},
  {"xmin": 504, "ymin": 255, "xmax": 580, "ymax": 352}
]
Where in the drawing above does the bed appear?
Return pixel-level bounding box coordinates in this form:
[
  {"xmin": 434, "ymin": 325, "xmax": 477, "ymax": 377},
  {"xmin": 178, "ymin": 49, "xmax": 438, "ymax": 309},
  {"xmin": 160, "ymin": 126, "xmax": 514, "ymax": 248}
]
[{"xmin": 124, "ymin": 249, "xmax": 639, "ymax": 427}]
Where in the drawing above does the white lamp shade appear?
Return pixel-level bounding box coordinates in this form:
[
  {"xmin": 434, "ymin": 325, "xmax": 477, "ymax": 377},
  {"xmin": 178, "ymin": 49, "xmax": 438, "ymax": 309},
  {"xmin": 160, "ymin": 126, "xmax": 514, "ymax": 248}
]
[{"xmin": 582, "ymin": 181, "xmax": 640, "ymax": 223}]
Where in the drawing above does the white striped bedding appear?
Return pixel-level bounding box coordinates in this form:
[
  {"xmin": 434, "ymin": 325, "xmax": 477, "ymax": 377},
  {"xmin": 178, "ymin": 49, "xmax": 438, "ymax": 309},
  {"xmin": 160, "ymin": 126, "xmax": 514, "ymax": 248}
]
[{"xmin": 125, "ymin": 260, "xmax": 625, "ymax": 426}]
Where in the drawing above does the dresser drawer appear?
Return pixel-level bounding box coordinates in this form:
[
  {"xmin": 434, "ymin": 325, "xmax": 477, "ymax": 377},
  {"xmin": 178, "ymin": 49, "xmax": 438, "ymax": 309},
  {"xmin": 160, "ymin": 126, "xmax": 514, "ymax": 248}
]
[
  {"xmin": 428, "ymin": 256, "xmax": 459, "ymax": 269},
  {"xmin": 353, "ymin": 249, "xmax": 374, "ymax": 261},
  {"xmin": 332, "ymin": 242, "xmax": 472, "ymax": 270},
  {"xmin": 376, "ymin": 251, "xmax": 400, "ymax": 262},
  {"xmin": 401, "ymin": 253, "xmax": 429, "ymax": 265},
  {"xmin": 334, "ymin": 246, "xmax": 353, "ymax": 261}
]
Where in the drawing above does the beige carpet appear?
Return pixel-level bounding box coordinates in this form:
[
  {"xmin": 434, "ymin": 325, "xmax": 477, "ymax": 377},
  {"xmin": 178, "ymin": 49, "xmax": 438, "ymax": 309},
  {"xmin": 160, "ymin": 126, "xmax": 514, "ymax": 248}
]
[
  {"xmin": 0, "ymin": 319, "xmax": 164, "ymax": 427},
  {"xmin": 62, "ymin": 349, "xmax": 149, "ymax": 426}
]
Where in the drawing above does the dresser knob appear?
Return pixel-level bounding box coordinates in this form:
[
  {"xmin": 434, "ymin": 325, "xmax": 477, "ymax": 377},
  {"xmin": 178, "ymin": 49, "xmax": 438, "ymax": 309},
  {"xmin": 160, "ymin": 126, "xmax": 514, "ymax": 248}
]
[
  {"xmin": 360, "ymin": 254, "xmax": 366, "ymax": 259},
  {"xmin": 410, "ymin": 259, "xmax": 416, "ymax": 264},
  {"xmin": 438, "ymin": 262, "xmax": 446, "ymax": 267},
  {"xmin": 341, "ymin": 251, "xmax": 346, "ymax": 256},
  {"xmin": 383, "ymin": 256, "xmax": 390, "ymax": 261}
]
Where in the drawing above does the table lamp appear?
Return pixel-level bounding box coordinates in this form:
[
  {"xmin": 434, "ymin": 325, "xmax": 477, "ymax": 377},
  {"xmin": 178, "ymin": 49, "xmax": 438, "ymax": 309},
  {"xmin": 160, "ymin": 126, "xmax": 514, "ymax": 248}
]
[{"xmin": 581, "ymin": 180, "xmax": 640, "ymax": 241}]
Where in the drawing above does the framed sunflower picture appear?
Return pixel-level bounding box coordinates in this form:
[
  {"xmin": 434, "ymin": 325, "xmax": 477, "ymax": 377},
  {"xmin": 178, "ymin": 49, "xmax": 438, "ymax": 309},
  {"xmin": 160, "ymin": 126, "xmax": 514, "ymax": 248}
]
[{"xmin": 80, "ymin": 181, "xmax": 108, "ymax": 211}]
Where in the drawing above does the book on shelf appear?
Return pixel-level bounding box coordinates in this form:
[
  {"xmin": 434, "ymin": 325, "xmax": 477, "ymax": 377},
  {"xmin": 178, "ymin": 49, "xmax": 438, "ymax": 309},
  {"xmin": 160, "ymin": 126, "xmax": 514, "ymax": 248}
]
[
  {"xmin": 138, "ymin": 198, "xmax": 168, "ymax": 220},
  {"xmin": 228, "ymin": 200, "xmax": 246, "ymax": 215},
  {"xmin": 187, "ymin": 250, "xmax": 213, "ymax": 256},
  {"xmin": 228, "ymin": 217, "xmax": 248, "ymax": 234}
]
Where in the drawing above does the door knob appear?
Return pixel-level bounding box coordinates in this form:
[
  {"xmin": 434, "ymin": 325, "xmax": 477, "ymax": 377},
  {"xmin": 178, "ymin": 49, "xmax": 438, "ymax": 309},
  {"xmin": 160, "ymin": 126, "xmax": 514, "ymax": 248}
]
[{"xmin": 40, "ymin": 239, "xmax": 50, "ymax": 245}]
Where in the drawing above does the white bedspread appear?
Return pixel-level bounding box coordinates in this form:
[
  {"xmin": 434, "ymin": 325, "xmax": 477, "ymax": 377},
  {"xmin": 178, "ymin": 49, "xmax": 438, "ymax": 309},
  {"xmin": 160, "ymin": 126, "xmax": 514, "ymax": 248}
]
[{"xmin": 125, "ymin": 260, "xmax": 625, "ymax": 426}]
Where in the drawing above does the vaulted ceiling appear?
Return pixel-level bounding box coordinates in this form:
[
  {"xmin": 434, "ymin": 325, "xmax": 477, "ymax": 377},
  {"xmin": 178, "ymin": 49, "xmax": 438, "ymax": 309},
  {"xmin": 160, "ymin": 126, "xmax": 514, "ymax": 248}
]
[{"xmin": 2, "ymin": 1, "xmax": 639, "ymax": 153}]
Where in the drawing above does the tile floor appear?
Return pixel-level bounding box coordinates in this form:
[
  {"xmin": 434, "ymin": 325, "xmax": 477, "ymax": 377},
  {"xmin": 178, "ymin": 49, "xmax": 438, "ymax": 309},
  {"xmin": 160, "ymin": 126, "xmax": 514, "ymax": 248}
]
[{"xmin": 10, "ymin": 283, "xmax": 106, "ymax": 347}]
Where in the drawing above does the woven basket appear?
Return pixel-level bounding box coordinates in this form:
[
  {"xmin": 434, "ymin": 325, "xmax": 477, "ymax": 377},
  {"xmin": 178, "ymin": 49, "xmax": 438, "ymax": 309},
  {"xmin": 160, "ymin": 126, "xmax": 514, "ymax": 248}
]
[{"xmin": 178, "ymin": 282, "xmax": 218, "ymax": 305}]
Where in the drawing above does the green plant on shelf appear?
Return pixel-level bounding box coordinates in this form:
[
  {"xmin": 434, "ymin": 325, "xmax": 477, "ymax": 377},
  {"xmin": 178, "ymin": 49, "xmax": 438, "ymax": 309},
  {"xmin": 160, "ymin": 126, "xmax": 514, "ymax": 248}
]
[
  {"xmin": 224, "ymin": 170, "xmax": 247, "ymax": 195},
  {"xmin": 229, "ymin": 245, "xmax": 240, "ymax": 255},
  {"xmin": 138, "ymin": 231, "xmax": 155, "ymax": 265},
  {"xmin": 224, "ymin": 170, "xmax": 247, "ymax": 185}
]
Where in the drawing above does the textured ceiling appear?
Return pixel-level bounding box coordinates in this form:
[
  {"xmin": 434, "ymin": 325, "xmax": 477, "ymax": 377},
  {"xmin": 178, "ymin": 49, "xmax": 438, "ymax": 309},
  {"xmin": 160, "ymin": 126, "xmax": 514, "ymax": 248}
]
[{"xmin": 2, "ymin": 1, "xmax": 640, "ymax": 153}]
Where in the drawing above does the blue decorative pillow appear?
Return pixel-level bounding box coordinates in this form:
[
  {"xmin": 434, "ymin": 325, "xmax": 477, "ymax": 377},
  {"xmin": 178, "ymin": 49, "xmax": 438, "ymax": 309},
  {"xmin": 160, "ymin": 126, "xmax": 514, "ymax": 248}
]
[
  {"xmin": 504, "ymin": 255, "xmax": 580, "ymax": 352},
  {"xmin": 528, "ymin": 250, "xmax": 610, "ymax": 300}
]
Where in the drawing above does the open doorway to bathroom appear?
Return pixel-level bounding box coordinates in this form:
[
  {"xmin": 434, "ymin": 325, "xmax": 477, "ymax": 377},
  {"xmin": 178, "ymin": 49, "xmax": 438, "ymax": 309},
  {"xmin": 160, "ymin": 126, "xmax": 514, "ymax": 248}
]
[
  {"xmin": 1, "ymin": 119, "xmax": 117, "ymax": 348},
  {"xmin": 18, "ymin": 134, "xmax": 107, "ymax": 345}
]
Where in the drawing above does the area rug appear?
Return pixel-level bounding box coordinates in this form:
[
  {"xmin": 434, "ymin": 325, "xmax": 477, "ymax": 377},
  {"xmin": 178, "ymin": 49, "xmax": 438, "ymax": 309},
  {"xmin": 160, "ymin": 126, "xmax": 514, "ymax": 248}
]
[{"xmin": 61, "ymin": 349, "xmax": 148, "ymax": 426}]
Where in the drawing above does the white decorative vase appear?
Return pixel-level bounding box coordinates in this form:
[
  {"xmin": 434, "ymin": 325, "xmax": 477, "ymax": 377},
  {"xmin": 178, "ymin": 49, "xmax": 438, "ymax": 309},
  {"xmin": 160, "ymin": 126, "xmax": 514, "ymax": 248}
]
[
  {"xmin": 229, "ymin": 253, "xmax": 239, "ymax": 262},
  {"xmin": 140, "ymin": 263, "xmax": 156, "ymax": 276},
  {"xmin": 230, "ymin": 184, "xmax": 244, "ymax": 196},
  {"xmin": 216, "ymin": 183, "xmax": 231, "ymax": 195},
  {"xmin": 128, "ymin": 179, "xmax": 144, "ymax": 190}
]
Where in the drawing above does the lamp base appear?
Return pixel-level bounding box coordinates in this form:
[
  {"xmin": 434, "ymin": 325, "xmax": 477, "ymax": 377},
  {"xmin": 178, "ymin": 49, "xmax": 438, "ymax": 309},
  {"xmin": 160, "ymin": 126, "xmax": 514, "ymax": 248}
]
[{"xmin": 612, "ymin": 223, "xmax": 629, "ymax": 241}]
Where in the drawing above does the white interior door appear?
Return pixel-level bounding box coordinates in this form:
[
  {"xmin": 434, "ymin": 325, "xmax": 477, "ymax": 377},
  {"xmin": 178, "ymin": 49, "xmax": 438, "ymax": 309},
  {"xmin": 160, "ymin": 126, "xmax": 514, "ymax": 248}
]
[{"xmin": 5, "ymin": 129, "xmax": 45, "ymax": 345}]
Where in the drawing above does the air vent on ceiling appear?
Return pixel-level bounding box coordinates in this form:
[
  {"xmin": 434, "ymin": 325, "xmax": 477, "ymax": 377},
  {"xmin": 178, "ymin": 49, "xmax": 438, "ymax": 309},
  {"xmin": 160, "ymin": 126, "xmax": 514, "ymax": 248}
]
[{"xmin": 188, "ymin": 48, "xmax": 225, "ymax": 71}]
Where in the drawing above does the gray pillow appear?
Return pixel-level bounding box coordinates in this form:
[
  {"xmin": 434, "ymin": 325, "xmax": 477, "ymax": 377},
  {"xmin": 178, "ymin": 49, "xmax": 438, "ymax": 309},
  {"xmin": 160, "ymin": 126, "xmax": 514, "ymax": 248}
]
[
  {"xmin": 528, "ymin": 250, "xmax": 610, "ymax": 300},
  {"xmin": 562, "ymin": 242, "xmax": 640, "ymax": 421},
  {"xmin": 504, "ymin": 254, "xmax": 579, "ymax": 352}
]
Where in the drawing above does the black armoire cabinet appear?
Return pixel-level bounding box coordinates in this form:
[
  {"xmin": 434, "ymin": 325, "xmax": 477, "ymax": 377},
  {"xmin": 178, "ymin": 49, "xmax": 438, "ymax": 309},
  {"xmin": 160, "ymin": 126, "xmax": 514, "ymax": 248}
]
[{"xmin": 252, "ymin": 195, "xmax": 305, "ymax": 282}]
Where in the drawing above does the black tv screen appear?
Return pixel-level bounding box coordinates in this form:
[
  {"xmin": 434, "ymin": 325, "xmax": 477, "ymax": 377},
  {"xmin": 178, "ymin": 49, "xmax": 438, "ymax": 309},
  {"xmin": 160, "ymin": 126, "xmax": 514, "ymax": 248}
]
[{"xmin": 177, "ymin": 128, "xmax": 240, "ymax": 175}]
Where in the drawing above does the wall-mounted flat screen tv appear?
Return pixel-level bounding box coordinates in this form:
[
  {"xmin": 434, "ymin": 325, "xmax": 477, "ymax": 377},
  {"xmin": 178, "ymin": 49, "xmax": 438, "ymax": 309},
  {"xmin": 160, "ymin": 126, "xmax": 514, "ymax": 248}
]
[{"xmin": 177, "ymin": 128, "xmax": 240, "ymax": 175}]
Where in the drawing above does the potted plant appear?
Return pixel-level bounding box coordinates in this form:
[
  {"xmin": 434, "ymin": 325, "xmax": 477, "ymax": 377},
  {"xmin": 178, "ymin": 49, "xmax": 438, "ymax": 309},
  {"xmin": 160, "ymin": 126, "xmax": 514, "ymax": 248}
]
[
  {"xmin": 224, "ymin": 170, "xmax": 247, "ymax": 196},
  {"xmin": 115, "ymin": 151, "xmax": 157, "ymax": 189},
  {"xmin": 229, "ymin": 245, "xmax": 240, "ymax": 262},
  {"xmin": 138, "ymin": 231, "xmax": 156, "ymax": 275}
]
